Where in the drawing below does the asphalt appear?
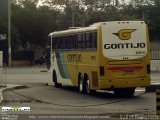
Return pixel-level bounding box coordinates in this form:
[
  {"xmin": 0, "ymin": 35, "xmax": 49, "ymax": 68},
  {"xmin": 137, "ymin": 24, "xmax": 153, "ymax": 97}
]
[
  {"xmin": 0, "ymin": 84, "xmax": 25, "ymax": 103},
  {"xmin": 0, "ymin": 83, "xmax": 159, "ymax": 104}
]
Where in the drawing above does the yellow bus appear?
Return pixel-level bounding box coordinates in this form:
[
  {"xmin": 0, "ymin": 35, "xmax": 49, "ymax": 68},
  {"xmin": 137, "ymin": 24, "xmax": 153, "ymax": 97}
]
[{"xmin": 48, "ymin": 21, "xmax": 151, "ymax": 96}]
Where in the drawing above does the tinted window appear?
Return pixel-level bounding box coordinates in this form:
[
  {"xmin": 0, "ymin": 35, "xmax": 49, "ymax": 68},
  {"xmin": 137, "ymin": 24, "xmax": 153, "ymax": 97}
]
[{"xmin": 51, "ymin": 31, "xmax": 97, "ymax": 50}]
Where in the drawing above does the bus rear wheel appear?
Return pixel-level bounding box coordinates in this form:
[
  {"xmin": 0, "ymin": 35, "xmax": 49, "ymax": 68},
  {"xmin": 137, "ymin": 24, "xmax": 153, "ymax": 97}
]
[
  {"xmin": 113, "ymin": 88, "xmax": 135, "ymax": 97},
  {"xmin": 52, "ymin": 70, "xmax": 62, "ymax": 88},
  {"xmin": 78, "ymin": 74, "xmax": 95, "ymax": 94},
  {"xmin": 83, "ymin": 76, "xmax": 90, "ymax": 94},
  {"xmin": 78, "ymin": 75, "xmax": 85, "ymax": 94}
]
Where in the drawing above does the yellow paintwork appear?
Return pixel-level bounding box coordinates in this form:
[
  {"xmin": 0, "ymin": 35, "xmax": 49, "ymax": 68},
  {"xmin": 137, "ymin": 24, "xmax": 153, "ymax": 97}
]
[
  {"xmin": 63, "ymin": 51, "xmax": 98, "ymax": 87},
  {"xmin": 50, "ymin": 21, "xmax": 151, "ymax": 90}
]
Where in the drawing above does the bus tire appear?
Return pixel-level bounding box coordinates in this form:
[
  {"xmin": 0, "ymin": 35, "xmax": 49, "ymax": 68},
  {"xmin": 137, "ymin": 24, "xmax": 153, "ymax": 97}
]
[
  {"xmin": 113, "ymin": 88, "xmax": 135, "ymax": 97},
  {"xmin": 126, "ymin": 88, "xmax": 135, "ymax": 97},
  {"xmin": 78, "ymin": 75, "xmax": 85, "ymax": 94},
  {"xmin": 83, "ymin": 75, "xmax": 90, "ymax": 94},
  {"xmin": 52, "ymin": 70, "xmax": 62, "ymax": 88}
]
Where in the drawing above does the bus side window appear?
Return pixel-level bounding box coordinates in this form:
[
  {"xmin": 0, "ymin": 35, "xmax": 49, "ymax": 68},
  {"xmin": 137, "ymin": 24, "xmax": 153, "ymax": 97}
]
[
  {"xmin": 91, "ymin": 32, "xmax": 97, "ymax": 49},
  {"xmin": 70, "ymin": 35, "xmax": 75, "ymax": 49},
  {"xmin": 75, "ymin": 35, "xmax": 78, "ymax": 49},
  {"xmin": 61, "ymin": 37, "xmax": 64, "ymax": 49},
  {"xmin": 86, "ymin": 32, "xmax": 90, "ymax": 49},
  {"xmin": 89, "ymin": 33, "xmax": 92, "ymax": 48},
  {"xmin": 94, "ymin": 32, "xmax": 97, "ymax": 49},
  {"xmin": 63, "ymin": 36, "xmax": 66, "ymax": 49},
  {"xmin": 70, "ymin": 35, "xmax": 77, "ymax": 49},
  {"xmin": 69, "ymin": 35, "xmax": 73, "ymax": 49},
  {"xmin": 78, "ymin": 34, "xmax": 82, "ymax": 49},
  {"xmin": 77, "ymin": 33, "xmax": 85, "ymax": 49},
  {"xmin": 58, "ymin": 37, "xmax": 63, "ymax": 50},
  {"xmin": 65, "ymin": 36, "xmax": 69, "ymax": 49},
  {"xmin": 81, "ymin": 33, "xmax": 85, "ymax": 49},
  {"xmin": 57, "ymin": 37, "xmax": 61, "ymax": 49},
  {"xmin": 52, "ymin": 37, "xmax": 57, "ymax": 50}
]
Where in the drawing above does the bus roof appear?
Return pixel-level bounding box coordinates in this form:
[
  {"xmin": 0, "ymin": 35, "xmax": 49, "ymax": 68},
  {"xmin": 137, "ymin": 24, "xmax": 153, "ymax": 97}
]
[
  {"xmin": 48, "ymin": 23, "xmax": 100, "ymax": 37},
  {"xmin": 48, "ymin": 21, "xmax": 145, "ymax": 37}
]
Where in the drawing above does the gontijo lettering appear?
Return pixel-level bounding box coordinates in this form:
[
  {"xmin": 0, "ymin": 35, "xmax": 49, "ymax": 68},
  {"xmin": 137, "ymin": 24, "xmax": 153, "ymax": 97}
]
[{"xmin": 104, "ymin": 43, "xmax": 146, "ymax": 49}]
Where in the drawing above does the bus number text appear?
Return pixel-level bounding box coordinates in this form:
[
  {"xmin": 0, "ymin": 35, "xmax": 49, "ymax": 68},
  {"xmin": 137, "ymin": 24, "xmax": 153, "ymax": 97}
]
[{"xmin": 67, "ymin": 54, "xmax": 82, "ymax": 62}]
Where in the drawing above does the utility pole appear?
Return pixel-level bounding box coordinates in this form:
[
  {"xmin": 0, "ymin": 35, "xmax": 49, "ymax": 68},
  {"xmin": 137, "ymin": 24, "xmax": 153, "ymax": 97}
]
[
  {"xmin": 142, "ymin": 11, "xmax": 145, "ymax": 21},
  {"xmin": 8, "ymin": 0, "xmax": 11, "ymax": 66},
  {"xmin": 72, "ymin": 1, "xmax": 75, "ymax": 27}
]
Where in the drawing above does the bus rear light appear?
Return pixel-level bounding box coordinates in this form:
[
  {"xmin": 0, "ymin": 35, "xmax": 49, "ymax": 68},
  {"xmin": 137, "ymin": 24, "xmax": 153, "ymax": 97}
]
[
  {"xmin": 100, "ymin": 66, "xmax": 104, "ymax": 76},
  {"xmin": 107, "ymin": 66, "xmax": 144, "ymax": 71},
  {"xmin": 147, "ymin": 64, "xmax": 150, "ymax": 74}
]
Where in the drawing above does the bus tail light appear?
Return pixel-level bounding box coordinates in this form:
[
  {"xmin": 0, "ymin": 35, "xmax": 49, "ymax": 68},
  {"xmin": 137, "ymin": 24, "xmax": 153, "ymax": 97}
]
[
  {"xmin": 147, "ymin": 64, "xmax": 150, "ymax": 74},
  {"xmin": 100, "ymin": 66, "xmax": 104, "ymax": 76}
]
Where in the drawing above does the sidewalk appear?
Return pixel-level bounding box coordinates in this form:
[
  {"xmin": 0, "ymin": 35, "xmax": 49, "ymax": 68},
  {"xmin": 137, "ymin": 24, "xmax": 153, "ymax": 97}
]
[{"xmin": 0, "ymin": 84, "xmax": 25, "ymax": 103}]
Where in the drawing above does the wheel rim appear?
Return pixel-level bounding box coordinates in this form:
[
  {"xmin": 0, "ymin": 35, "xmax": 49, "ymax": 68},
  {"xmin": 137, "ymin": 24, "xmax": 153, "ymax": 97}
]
[
  {"xmin": 86, "ymin": 79, "xmax": 90, "ymax": 94},
  {"xmin": 79, "ymin": 78, "xmax": 83, "ymax": 92}
]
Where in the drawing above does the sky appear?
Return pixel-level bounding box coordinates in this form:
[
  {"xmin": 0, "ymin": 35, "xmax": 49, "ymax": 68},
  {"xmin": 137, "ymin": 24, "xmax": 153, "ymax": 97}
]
[
  {"xmin": 37, "ymin": 0, "xmax": 45, "ymax": 6},
  {"xmin": 37, "ymin": 0, "xmax": 42, "ymax": 6}
]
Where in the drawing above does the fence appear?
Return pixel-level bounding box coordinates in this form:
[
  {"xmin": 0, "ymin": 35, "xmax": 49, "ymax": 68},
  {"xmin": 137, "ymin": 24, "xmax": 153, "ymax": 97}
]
[
  {"xmin": 0, "ymin": 51, "xmax": 3, "ymax": 86},
  {"xmin": 151, "ymin": 50, "xmax": 160, "ymax": 85},
  {"xmin": 11, "ymin": 50, "xmax": 35, "ymax": 66},
  {"xmin": 0, "ymin": 51, "xmax": 6, "ymax": 87},
  {"xmin": 151, "ymin": 50, "xmax": 160, "ymax": 71}
]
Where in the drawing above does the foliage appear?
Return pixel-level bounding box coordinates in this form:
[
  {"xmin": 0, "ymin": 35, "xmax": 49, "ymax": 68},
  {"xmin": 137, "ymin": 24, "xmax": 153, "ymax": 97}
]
[{"xmin": 10, "ymin": 0, "xmax": 160, "ymax": 49}]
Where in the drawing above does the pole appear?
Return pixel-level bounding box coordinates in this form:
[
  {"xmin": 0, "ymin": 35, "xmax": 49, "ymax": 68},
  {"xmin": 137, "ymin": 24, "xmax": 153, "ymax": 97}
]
[
  {"xmin": 156, "ymin": 89, "xmax": 160, "ymax": 115},
  {"xmin": 8, "ymin": 0, "xmax": 11, "ymax": 66},
  {"xmin": 142, "ymin": 11, "xmax": 145, "ymax": 21},
  {"xmin": 72, "ymin": 2, "xmax": 75, "ymax": 27},
  {"xmin": 0, "ymin": 51, "xmax": 3, "ymax": 86}
]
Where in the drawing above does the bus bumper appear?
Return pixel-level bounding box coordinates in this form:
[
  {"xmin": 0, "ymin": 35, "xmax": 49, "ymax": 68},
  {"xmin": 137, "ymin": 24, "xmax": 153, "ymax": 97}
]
[{"xmin": 98, "ymin": 77, "xmax": 151, "ymax": 90}]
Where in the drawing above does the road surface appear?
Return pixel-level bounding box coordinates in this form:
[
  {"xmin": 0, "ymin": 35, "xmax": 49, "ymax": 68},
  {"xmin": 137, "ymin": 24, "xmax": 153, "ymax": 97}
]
[{"xmin": 0, "ymin": 67, "xmax": 159, "ymax": 120}]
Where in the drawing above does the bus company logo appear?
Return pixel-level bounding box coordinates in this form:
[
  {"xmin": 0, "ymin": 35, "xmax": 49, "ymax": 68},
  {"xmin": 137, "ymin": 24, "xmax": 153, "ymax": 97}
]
[
  {"xmin": 2, "ymin": 107, "xmax": 30, "ymax": 112},
  {"xmin": 113, "ymin": 29, "xmax": 137, "ymax": 40}
]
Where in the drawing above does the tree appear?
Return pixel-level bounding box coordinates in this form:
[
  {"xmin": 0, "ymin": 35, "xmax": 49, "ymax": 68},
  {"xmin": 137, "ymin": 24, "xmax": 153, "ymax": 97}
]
[
  {"xmin": 12, "ymin": 0, "xmax": 60, "ymax": 48},
  {"xmin": 10, "ymin": 0, "xmax": 160, "ymax": 50}
]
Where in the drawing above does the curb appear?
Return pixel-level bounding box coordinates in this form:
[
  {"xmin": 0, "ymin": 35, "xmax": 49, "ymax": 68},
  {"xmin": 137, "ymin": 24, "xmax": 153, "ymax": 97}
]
[{"xmin": 0, "ymin": 84, "xmax": 26, "ymax": 103}]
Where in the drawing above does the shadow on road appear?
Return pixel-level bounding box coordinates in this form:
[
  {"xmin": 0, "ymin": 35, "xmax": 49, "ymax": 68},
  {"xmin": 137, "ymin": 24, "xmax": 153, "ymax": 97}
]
[{"xmin": 54, "ymin": 85, "xmax": 138, "ymax": 100}]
